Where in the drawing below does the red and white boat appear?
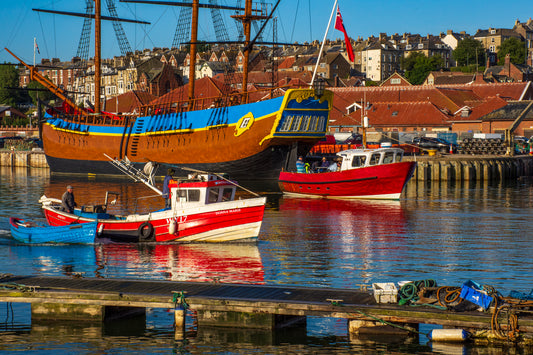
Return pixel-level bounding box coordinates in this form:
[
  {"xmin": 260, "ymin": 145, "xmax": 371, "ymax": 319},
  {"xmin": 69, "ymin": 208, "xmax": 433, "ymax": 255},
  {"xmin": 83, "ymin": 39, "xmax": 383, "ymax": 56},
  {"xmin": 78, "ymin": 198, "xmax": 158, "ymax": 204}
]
[
  {"xmin": 40, "ymin": 170, "xmax": 266, "ymax": 243},
  {"xmin": 278, "ymin": 147, "xmax": 416, "ymax": 200}
]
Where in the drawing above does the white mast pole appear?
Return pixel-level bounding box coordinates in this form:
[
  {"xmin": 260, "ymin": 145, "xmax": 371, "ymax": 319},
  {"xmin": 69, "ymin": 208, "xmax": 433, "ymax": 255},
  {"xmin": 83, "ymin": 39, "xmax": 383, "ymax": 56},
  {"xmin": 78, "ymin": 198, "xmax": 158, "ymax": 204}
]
[{"xmin": 310, "ymin": 0, "xmax": 338, "ymax": 88}]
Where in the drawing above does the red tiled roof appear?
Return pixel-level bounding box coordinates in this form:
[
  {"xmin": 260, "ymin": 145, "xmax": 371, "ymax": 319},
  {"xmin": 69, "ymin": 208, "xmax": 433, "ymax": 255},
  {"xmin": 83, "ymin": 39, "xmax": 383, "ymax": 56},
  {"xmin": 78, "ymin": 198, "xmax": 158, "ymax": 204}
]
[
  {"xmin": 470, "ymin": 82, "xmax": 530, "ymax": 100},
  {"xmin": 330, "ymin": 82, "xmax": 532, "ymax": 118},
  {"xmin": 278, "ymin": 57, "xmax": 296, "ymax": 70},
  {"xmin": 451, "ymin": 96, "xmax": 509, "ymax": 121},
  {"xmin": 332, "ymin": 101, "xmax": 450, "ymax": 128},
  {"xmin": 150, "ymin": 76, "xmax": 230, "ymax": 105},
  {"xmin": 104, "ymin": 90, "xmax": 157, "ymax": 113}
]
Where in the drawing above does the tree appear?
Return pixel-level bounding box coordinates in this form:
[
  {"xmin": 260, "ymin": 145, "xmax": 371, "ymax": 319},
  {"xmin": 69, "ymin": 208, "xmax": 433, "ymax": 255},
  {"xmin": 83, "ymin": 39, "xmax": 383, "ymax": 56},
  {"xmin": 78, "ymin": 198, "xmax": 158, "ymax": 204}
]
[
  {"xmin": 27, "ymin": 80, "xmax": 55, "ymax": 106},
  {"xmin": 497, "ymin": 37, "xmax": 526, "ymax": 65},
  {"xmin": 0, "ymin": 64, "xmax": 20, "ymax": 107},
  {"xmin": 401, "ymin": 52, "xmax": 444, "ymax": 85},
  {"xmin": 452, "ymin": 37, "xmax": 485, "ymax": 67}
]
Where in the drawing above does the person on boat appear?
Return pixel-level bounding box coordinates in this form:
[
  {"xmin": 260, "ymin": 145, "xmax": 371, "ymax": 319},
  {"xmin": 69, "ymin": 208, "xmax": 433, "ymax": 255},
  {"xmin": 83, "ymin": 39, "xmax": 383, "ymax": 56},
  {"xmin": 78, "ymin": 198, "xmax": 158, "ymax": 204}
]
[
  {"xmin": 328, "ymin": 160, "xmax": 342, "ymax": 172},
  {"xmin": 61, "ymin": 185, "xmax": 77, "ymax": 213},
  {"xmin": 314, "ymin": 156, "xmax": 329, "ymax": 173},
  {"xmin": 296, "ymin": 156, "xmax": 306, "ymax": 173},
  {"xmin": 163, "ymin": 168, "xmax": 175, "ymax": 209}
]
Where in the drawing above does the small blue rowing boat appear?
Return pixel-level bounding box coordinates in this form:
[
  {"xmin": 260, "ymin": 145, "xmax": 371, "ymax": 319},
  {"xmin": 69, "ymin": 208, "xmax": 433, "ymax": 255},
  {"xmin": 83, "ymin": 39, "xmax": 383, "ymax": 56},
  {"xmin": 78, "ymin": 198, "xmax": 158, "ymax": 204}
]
[{"xmin": 9, "ymin": 217, "xmax": 97, "ymax": 244}]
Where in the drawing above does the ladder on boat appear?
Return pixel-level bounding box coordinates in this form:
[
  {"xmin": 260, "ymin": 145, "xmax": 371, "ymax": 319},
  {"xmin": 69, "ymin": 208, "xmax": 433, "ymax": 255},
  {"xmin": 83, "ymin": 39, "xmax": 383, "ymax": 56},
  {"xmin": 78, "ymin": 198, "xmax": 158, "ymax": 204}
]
[{"xmin": 104, "ymin": 154, "xmax": 162, "ymax": 195}]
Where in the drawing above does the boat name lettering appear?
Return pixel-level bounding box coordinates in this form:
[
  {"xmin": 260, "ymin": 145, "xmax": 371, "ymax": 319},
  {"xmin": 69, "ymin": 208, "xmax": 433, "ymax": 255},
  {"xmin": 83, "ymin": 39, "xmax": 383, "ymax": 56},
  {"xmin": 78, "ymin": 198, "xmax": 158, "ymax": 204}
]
[
  {"xmin": 215, "ymin": 208, "xmax": 241, "ymax": 215},
  {"xmin": 167, "ymin": 217, "xmax": 187, "ymax": 224}
]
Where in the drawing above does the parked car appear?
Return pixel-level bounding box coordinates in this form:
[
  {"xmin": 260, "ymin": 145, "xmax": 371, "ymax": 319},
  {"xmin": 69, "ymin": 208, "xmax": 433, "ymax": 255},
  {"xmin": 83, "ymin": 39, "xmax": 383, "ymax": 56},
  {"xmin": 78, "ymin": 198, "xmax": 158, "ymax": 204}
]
[
  {"xmin": 340, "ymin": 134, "xmax": 363, "ymax": 146},
  {"xmin": 412, "ymin": 137, "xmax": 457, "ymax": 153}
]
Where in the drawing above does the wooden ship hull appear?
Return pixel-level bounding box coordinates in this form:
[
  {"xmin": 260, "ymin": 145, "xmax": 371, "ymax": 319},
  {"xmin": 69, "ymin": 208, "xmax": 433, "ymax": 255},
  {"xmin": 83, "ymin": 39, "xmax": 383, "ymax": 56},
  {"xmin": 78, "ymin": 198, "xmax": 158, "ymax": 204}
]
[{"xmin": 42, "ymin": 89, "xmax": 333, "ymax": 180}]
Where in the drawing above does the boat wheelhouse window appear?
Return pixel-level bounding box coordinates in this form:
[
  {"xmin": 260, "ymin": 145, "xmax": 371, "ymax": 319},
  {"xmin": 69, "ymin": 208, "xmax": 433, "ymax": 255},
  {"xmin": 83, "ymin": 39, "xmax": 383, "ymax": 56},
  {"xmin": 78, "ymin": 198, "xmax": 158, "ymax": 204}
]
[
  {"xmin": 369, "ymin": 153, "xmax": 381, "ymax": 165},
  {"xmin": 178, "ymin": 189, "xmax": 200, "ymax": 202},
  {"xmin": 394, "ymin": 152, "xmax": 403, "ymax": 162},
  {"xmin": 383, "ymin": 152, "xmax": 395, "ymax": 164},
  {"xmin": 208, "ymin": 187, "xmax": 220, "ymax": 203},
  {"xmin": 351, "ymin": 156, "xmax": 366, "ymax": 168},
  {"xmin": 222, "ymin": 188, "xmax": 234, "ymax": 201}
]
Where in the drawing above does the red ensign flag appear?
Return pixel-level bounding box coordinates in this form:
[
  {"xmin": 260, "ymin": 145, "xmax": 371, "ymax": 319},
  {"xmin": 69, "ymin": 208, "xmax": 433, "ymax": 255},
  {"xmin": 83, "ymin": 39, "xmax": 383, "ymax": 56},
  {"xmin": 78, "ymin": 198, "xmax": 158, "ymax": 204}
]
[{"xmin": 334, "ymin": 5, "xmax": 354, "ymax": 62}]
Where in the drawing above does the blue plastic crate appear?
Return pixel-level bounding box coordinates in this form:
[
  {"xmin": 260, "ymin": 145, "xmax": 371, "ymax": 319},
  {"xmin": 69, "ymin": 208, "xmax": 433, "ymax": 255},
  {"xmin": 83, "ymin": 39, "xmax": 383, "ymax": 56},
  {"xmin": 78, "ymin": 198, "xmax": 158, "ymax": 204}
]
[{"xmin": 459, "ymin": 280, "xmax": 493, "ymax": 310}]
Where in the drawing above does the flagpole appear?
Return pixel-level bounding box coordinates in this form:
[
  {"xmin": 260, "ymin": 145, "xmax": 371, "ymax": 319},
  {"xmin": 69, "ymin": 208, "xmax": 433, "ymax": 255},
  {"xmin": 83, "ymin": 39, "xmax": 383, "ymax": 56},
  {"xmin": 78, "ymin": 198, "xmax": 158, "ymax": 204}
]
[{"xmin": 310, "ymin": 0, "xmax": 338, "ymax": 88}]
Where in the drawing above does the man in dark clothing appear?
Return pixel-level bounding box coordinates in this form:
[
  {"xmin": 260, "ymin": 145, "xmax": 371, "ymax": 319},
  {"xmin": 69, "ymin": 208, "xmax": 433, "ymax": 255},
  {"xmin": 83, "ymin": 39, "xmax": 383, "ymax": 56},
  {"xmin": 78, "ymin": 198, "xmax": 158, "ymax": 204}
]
[
  {"xmin": 61, "ymin": 185, "xmax": 77, "ymax": 213},
  {"xmin": 163, "ymin": 168, "xmax": 175, "ymax": 209}
]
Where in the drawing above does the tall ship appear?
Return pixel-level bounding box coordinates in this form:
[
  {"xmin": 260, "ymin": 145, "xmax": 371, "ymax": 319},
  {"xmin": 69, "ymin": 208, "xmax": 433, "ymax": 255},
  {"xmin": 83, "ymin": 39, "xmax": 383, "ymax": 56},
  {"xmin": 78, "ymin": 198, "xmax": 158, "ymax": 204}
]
[{"xmin": 8, "ymin": 0, "xmax": 333, "ymax": 180}]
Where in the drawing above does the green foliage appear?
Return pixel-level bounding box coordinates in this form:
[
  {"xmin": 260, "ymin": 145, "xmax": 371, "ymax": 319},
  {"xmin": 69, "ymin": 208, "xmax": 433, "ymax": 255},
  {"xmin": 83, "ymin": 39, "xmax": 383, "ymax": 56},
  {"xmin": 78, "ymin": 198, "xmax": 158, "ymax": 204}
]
[
  {"xmin": 497, "ymin": 37, "xmax": 526, "ymax": 65},
  {"xmin": 2, "ymin": 115, "xmax": 29, "ymax": 126},
  {"xmin": 450, "ymin": 65, "xmax": 485, "ymax": 73},
  {"xmin": 0, "ymin": 64, "xmax": 21, "ymax": 107},
  {"xmin": 364, "ymin": 80, "xmax": 380, "ymax": 87},
  {"xmin": 184, "ymin": 41, "xmax": 211, "ymax": 53},
  {"xmin": 26, "ymin": 80, "xmax": 55, "ymax": 106},
  {"xmin": 452, "ymin": 38, "xmax": 485, "ymax": 67},
  {"xmin": 401, "ymin": 52, "xmax": 444, "ymax": 85}
]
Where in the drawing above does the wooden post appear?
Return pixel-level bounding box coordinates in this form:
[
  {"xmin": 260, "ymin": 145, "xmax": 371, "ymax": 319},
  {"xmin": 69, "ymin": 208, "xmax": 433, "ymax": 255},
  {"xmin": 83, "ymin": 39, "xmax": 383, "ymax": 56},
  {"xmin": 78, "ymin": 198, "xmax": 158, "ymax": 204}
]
[{"xmin": 174, "ymin": 307, "xmax": 186, "ymax": 340}]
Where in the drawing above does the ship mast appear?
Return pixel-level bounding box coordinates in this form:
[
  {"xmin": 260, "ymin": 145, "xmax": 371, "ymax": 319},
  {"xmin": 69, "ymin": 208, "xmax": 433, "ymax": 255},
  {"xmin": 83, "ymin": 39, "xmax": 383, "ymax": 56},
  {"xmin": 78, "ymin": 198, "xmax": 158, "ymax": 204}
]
[
  {"xmin": 95, "ymin": 0, "xmax": 102, "ymax": 113},
  {"xmin": 188, "ymin": 0, "xmax": 199, "ymax": 106},
  {"xmin": 242, "ymin": 0, "xmax": 252, "ymax": 95}
]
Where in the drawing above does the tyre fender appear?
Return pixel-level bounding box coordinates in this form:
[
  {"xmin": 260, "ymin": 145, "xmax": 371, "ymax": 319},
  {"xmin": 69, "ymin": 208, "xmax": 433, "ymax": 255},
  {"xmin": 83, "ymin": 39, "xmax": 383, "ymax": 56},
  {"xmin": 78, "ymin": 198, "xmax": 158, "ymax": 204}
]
[{"xmin": 138, "ymin": 222, "xmax": 155, "ymax": 241}]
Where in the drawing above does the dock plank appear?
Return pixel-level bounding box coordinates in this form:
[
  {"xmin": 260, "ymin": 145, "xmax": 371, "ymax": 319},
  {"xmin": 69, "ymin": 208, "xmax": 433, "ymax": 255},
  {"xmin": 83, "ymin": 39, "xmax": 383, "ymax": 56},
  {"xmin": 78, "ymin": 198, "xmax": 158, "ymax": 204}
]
[{"xmin": 1, "ymin": 275, "xmax": 532, "ymax": 336}]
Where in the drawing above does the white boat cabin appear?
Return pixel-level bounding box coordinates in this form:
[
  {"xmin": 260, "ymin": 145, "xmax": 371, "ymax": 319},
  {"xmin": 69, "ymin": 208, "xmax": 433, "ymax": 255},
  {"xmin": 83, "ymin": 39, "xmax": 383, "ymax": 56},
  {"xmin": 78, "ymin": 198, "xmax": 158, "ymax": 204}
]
[
  {"xmin": 335, "ymin": 148, "xmax": 405, "ymax": 172},
  {"xmin": 168, "ymin": 173, "xmax": 237, "ymax": 209}
]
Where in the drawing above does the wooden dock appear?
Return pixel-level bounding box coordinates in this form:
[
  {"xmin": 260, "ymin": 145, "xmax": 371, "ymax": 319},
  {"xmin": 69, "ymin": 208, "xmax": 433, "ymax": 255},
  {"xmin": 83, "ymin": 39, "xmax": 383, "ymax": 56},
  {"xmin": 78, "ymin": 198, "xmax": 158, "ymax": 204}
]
[{"xmin": 1, "ymin": 275, "xmax": 532, "ymax": 344}]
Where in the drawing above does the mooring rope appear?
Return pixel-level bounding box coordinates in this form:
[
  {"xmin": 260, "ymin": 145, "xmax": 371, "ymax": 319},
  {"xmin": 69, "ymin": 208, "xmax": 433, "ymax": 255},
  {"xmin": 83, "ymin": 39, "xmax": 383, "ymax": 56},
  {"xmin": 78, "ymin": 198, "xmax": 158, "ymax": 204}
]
[{"xmin": 172, "ymin": 291, "xmax": 189, "ymax": 311}]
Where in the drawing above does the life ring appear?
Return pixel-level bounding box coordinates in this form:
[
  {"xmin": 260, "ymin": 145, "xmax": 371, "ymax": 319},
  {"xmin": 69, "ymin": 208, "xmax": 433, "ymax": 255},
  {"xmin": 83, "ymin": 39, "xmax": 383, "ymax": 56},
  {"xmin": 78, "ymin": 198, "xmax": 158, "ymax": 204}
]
[{"xmin": 138, "ymin": 222, "xmax": 154, "ymax": 241}]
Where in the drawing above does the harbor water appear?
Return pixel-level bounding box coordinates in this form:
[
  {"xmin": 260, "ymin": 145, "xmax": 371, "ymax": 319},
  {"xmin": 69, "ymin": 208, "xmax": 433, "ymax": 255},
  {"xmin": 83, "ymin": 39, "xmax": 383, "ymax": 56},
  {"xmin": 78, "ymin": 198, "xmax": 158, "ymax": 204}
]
[{"xmin": 0, "ymin": 167, "xmax": 532, "ymax": 354}]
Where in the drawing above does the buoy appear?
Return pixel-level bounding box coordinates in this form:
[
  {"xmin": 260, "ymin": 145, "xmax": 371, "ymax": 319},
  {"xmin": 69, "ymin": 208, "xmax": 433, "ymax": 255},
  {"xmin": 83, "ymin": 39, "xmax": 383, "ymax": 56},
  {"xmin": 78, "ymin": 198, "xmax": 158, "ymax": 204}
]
[
  {"xmin": 429, "ymin": 329, "xmax": 469, "ymax": 342},
  {"xmin": 529, "ymin": 144, "xmax": 532, "ymax": 155},
  {"xmin": 449, "ymin": 144, "xmax": 454, "ymax": 154},
  {"xmin": 169, "ymin": 219, "xmax": 177, "ymax": 235}
]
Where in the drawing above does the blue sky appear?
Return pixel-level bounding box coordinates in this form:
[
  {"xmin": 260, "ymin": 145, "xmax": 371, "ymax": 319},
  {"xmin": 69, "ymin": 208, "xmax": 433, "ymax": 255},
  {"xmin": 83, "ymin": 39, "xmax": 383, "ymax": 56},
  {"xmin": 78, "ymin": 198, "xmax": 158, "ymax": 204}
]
[{"xmin": 1, "ymin": 0, "xmax": 532, "ymax": 64}]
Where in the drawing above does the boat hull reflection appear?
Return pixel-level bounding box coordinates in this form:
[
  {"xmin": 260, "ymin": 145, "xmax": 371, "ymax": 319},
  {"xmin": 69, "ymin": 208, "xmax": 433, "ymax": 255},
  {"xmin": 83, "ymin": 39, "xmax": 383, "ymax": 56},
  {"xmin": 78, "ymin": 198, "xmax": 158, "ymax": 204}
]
[{"xmin": 277, "ymin": 197, "xmax": 407, "ymax": 239}]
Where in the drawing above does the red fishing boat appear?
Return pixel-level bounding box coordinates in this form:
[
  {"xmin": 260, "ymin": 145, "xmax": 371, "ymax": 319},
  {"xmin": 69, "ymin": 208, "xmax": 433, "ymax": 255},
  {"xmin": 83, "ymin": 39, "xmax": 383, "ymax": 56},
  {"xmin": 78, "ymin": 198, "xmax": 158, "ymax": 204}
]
[
  {"xmin": 278, "ymin": 148, "xmax": 416, "ymax": 200},
  {"xmin": 40, "ymin": 168, "xmax": 266, "ymax": 243}
]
